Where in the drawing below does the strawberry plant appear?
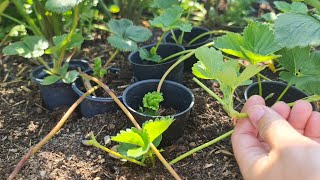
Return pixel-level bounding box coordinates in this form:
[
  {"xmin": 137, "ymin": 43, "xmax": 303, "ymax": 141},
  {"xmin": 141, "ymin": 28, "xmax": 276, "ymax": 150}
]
[
  {"xmin": 139, "ymin": 91, "xmax": 164, "ymax": 116},
  {"xmin": 2, "ymin": 0, "xmax": 84, "ymax": 85}
]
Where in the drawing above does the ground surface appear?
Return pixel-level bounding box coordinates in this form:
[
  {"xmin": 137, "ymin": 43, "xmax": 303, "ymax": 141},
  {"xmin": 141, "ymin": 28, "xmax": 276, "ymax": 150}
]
[{"xmin": 0, "ymin": 38, "xmax": 246, "ymax": 180}]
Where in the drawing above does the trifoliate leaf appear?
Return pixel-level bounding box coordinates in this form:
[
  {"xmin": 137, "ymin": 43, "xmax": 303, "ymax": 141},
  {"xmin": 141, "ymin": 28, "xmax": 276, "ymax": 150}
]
[
  {"xmin": 143, "ymin": 91, "xmax": 164, "ymax": 111},
  {"xmin": 112, "ymin": 128, "xmax": 145, "ymax": 147},
  {"xmin": 41, "ymin": 75, "xmax": 61, "ymax": 85},
  {"xmin": 274, "ymin": 1, "xmax": 308, "ymax": 14},
  {"xmin": 149, "ymin": 6, "xmax": 192, "ymax": 32},
  {"xmin": 2, "ymin": 36, "xmax": 49, "ymax": 58},
  {"xmin": 152, "ymin": 0, "xmax": 179, "ymax": 9},
  {"xmin": 139, "ymin": 48, "xmax": 162, "ymax": 63},
  {"xmin": 275, "ymin": 13, "xmax": 320, "ymax": 48},
  {"xmin": 62, "ymin": 70, "xmax": 79, "ymax": 84},
  {"xmin": 106, "ymin": 19, "xmax": 151, "ymax": 52},
  {"xmin": 214, "ymin": 22, "xmax": 281, "ymax": 64},
  {"xmin": 142, "ymin": 117, "xmax": 174, "ymax": 142},
  {"xmin": 45, "ymin": 0, "xmax": 83, "ymax": 13},
  {"xmin": 278, "ymin": 47, "xmax": 320, "ymax": 95}
]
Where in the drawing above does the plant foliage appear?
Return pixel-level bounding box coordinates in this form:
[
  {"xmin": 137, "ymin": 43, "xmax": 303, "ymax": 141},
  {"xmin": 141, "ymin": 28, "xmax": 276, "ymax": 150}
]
[
  {"xmin": 140, "ymin": 91, "xmax": 164, "ymax": 116},
  {"xmin": 152, "ymin": 0, "xmax": 179, "ymax": 9},
  {"xmin": 112, "ymin": 117, "xmax": 173, "ymax": 158},
  {"xmin": 278, "ymin": 47, "xmax": 320, "ymax": 95},
  {"xmin": 107, "ymin": 19, "xmax": 152, "ymax": 52},
  {"xmin": 93, "ymin": 57, "xmax": 107, "ymax": 79},
  {"xmin": 45, "ymin": 0, "xmax": 83, "ymax": 13},
  {"xmin": 41, "ymin": 63, "xmax": 79, "ymax": 85},
  {"xmin": 275, "ymin": 13, "xmax": 320, "ymax": 48},
  {"xmin": 274, "ymin": 1, "xmax": 308, "ymax": 14},
  {"xmin": 214, "ymin": 22, "xmax": 281, "ymax": 64},
  {"xmin": 192, "ymin": 47, "xmax": 264, "ymax": 117}
]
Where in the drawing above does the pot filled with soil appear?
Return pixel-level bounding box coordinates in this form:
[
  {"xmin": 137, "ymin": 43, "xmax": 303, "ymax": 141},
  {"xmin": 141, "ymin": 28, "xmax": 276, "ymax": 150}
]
[
  {"xmin": 244, "ymin": 81, "xmax": 318, "ymax": 110},
  {"xmin": 164, "ymin": 27, "xmax": 212, "ymax": 71},
  {"xmin": 128, "ymin": 43, "xmax": 185, "ymax": 83},
  {"xmin": 30, "ymin": 60, "xmax": 90, "ymax": 111},
  {"xmin": 72, "ymin": 68, "xmax": 133, "ymax": 118},
  {"xmin": 122, "ymin": 79, "xmax": 195, "ymax": 146}
]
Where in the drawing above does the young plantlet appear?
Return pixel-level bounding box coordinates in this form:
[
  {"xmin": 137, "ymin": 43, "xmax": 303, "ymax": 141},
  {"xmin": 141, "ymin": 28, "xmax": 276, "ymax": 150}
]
[
  {"xmin": 214, "ymin": 21, "xmax": 282, "ymax": 95},
  {"xmin": 2, "ymin": 0, "xmax": 84, "ymax": 85},
  {"xmin": 139, "ymin": 91, "xmax": 164, "ymax": 116},
  {"xmin": 139, "ymin": 2, "xmax": 192, "ymax": 63},
  {"xmin": 111, "ymin": 117, "xmax": 173, "ymax": 166},
  {"xmin": 192, "ymin": 46, "xmax": 264, "ymax": 118}
]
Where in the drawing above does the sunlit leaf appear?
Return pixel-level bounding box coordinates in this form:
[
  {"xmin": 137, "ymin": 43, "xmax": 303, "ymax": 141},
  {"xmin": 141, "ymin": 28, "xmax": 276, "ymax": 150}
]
[
  {"xmin": 45, "ymin": 0, "xmax": 83, "ymax": 13},
  {"xmin": 142, "ymin": 117, "xmax": 174, "ymax": 142},
  {"xmin": 41, "ymin": 75, "xmax": 61, "ymax": 85}
]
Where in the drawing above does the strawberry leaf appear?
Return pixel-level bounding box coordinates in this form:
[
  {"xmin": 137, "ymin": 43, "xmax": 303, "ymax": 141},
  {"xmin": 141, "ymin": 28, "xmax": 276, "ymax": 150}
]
[
  {"xmin": 62, "ymin": 70, "xmax": 79, "ymax": 84},
  {"xmin": 111, "ymin": 128, "xmax": 145, "ymax": 147},
  {"xmin": 143, "ymin": 91, "xmax": 164, "ymax": 111},
  {"xmin": 138, "ymin": 48, "xmax": 162, "ymax": 63},
  {"xmin": 275, "ymin": 13, "xmax": 320, "ymax": 48},
  {"xmin": 274, "ymin": 1, "xmax": 308, "ymax": 14},
  {"xmin": 142, "ymin": 117, "xmax": 174, "ymax": 142},
  {"xmin": 278, "ymin": 47, "xmax": 320, "ymax": 95},
  {"xmin": 40, "ymin": 75, "xmax": 61, "ymax": 85},
  {"xmin": 53, "ymin": 33, "xmax": 84, "ymax": 50},
  {"xmin": 152, "ymin": 0, "xmax": 179, "ymax": 9},
  {"xmin": 45, "ymin": 0, "xmax": 83, "ymax": 13}
]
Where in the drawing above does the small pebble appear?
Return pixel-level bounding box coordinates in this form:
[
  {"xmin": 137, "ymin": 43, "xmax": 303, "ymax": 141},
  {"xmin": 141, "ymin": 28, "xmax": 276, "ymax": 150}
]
[
  {"xmin": 104, "ymin": 135, "xmax": 111, "ymax": 145},
  {"xmin": 100, "ymin": 159, "xmax": 105, "ymax": 163},
  {"xmin": 189, "ymin": 142, "xmax": 196, "ymax": 147},
  {"xmin": 86, "ymin": 151, "xmax": 91, "ymax": 156},
  {"xmin": 109, "ymin": 124, "xmax": 115, "ymax": 129},
  {"xmin": 9, "ymin": 99, "xmax": 14, "ymax": 104},
  {"xmin": 36, "ymin": 108, "xmax": 42, "ymax": 114},
  {"xmin": 39, "ymin": 170, "xmax": 46, "ymax": 177},
  {"xmin": 98, "ymin": 155, "xmax": 102, "ymax": 159},
  {"xmin": 9, "ymin": 149, "xmax": 18, "ymax": 153}
]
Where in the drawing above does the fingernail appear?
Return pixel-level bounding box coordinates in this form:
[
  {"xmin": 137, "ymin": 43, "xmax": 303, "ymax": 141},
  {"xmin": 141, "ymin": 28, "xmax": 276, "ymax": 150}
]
[{"xmin": 248, "ymin": 105, "xmax": 265, "ymax": 126}]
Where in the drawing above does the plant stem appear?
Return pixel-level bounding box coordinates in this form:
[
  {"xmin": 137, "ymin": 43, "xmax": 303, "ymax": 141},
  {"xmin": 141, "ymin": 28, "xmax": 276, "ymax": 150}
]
[
  {"xmin": 157, "ymin": 41, "xmax": 215, "ymax": 92},
  {"xmin": 90, "ymin": 138, "xmax": 145, "ymax": 166},
  {"xmin": 170, "ymin": 129, "xmax": 234, "ymax": 165},
  {"xmin": 287, "ymin": 95, "xmax": 320, "ymax": 107},
  {"xmin": 275, "ymin": 83, "xmax": 291, "ymax": 102},
  {"xmin": 305, "ymin": 0, "xmax": 320, "ymax": 12},
  {"xmin": 187, "ymin": 30, "xmax": 230, "ymax": 45},
  {"xmin": 153, "ymin": 31, "xmax": 167, "ymax": 54},
  {"xmin": 259, "ymin": 73, "xmax": 272, "ymax": 81},
  {"xmin": 103, "ymin": 49, "xmax": 119, "ymax": 69},
  {"xmin": 36, "ymin": 57, "xmax": 51, "ymax": 71},
  {"xmin": 8, "ymin": 86, "xmax": 99, "ymax": 180},
  {"xmin": 170, "ymin": 29, "xmax": 179, "ymax": 44},
  {"xmin": 157, "ymin": 50, "xmax": 195, "ymax": 92},
  {"xmin": 192, "ymin": 77, "xmax": 224, "ymax": 105},
  {"xmin": 11, "ymin": 0, "xmax": 43, "ymax": 36},
  {"xmin": 0, "ymin": 13, "xmax": 32, "ymax": 30},
  {"xmin": 257, "ymin": 73, "xmax": 262, "ymax": 96},
  {"xmin": 159, "ymin": 49, "xmax": 193, "ymax": 63},
  {"xmin": 53, "ymin": 5, "xmax": 79, "ymax": 74},
  {"xmin": 81, "ymin": 74, "xmax": 182, "ymax": 180},
  {"xmin": 148, "ymin": 150, "xmax": 155, "ymax": 167}
]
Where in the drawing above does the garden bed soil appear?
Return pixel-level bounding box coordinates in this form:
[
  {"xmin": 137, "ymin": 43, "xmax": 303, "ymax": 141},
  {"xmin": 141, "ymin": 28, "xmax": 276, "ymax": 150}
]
[{"xmin": 0, "ymin": 42, "xmax": 244, "ymax": 179}]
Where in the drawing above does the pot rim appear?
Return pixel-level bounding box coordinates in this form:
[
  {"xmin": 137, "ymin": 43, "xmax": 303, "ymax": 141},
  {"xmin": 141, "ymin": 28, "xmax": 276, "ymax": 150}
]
[
  {"xmin": 164, "ymin": 26, "xmax": 213, "ymax": 48},
  {"xmin": 122, "ymin": 79, "xmax": 195, "ymax": 118},
  {"xmin": 30, "ymin": 59, "xmax": 89, "ymax": 85},
  {"xmin": 244, "ymin": 81, "xmax": 310, "ymax": 100},
  {"xmin": 128, "ymin": 43, "xmax": 185, "ymax": 67}
]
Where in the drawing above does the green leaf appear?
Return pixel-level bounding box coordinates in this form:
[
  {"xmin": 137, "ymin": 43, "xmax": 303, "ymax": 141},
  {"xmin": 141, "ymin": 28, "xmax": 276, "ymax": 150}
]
[
  {"xmin": 139, "ymin": 48, "xmax": 162, "ymax": 63},
  {"xmin": 53, "ymin": 33, "xmax": 84, "ymax": 50},
  {"xmin": 275, "ymin": 13, "xmax": 320, "ymax": 48},
  {"xmin": 8, "ymin": 25, "xmax": 27, "ymax": 37},
  {"xmin": 106, "ymin": 19, "xmax": 151, "ymax": 52},
  {"xmin": 2, "ymin": 36, "xmax": 49, "ymax": 58},
  {"xmin": 278, "ymin": 47, "xmax": 320, "ymax": 95},
  {"xmin": 111, "ymin": 128, "xmax": 145, "ymax": 147},
  {"xmin": 214, "ymin": 33, "xmax": 245, "ymax": 59},
  {"xmin": 142, "ymin": 117, "xmax": 174, "ymax": 142},
  {"xmin": 143, "ymin": 91, "xmax": 164, "ymax": 111},
  {"xmin": 62, "ymin": 70, "xmax": 79, "ymax": 84},
  {"xmin": 45, "ymin": 0, "xmax": 83, "ymax": 13},
  {"xmin": 214, "ymin": 22, "xmax": 281, "ymax": 64},
  {"xmin": 127, "ymin": 145, "xmax": 150, "ymax": 158},
  {"xmin": 149, "ymin": 6, "xmax": 192, "ymax": 32},
  {"xmin": 93, "ymin": 57, "xmax": 107, "ymax": 79},
  {"xmin": 59, "ymin": 62, "xmax": 69, "ymax": 77},
  {"xmin": 41, "ymin": 75, "xmax": 61, "ymax": 85},
  {"xmin": 152, "ymin": 0, "xmax": 179, "ymax": 9},
  {"xmin": 274, "ymin": 1, "xmax": 308, "ymax": 14},
  {"xmin": 152, "ymin": 135, "xmax": 162, "ymax": 148}
]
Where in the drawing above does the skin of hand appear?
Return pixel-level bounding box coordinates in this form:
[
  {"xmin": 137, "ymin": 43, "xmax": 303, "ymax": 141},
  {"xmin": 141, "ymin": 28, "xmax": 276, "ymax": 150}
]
[{"xmin": 232, "ymin": 95, "xmax": 320, "ymax": 180}]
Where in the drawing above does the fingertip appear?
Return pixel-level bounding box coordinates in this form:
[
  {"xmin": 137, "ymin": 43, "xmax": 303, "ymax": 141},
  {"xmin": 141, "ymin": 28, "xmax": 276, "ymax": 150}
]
[
  {"xmin": 271, "ymin": 101, "xmax": 290, "ymax": 119},
  {"xmin": 242, "ymin": 95, "xmax": 265, "ymax": 113},
  {"xmin": 305, "ymin": 111, "xmax": 320, "ymax": 138},
  {"xmin": 288, "ymin": 99, "xmax": 313, "ymax": 130}
]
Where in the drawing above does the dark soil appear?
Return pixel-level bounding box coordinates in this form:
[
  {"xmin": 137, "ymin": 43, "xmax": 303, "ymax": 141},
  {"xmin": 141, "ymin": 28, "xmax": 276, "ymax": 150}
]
[{"xmin": 0, "ymin": 41, "xmax": 244, "ymax": 179}]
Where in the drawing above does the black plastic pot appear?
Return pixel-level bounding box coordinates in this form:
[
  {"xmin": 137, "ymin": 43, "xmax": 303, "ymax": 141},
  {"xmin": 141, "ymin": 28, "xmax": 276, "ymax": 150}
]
[
  {"xmin": 164, "ymin": 27, "xmax": 212, "ymax": 71},
  {"xmin": 244, "ymin": 81, "xmax": 318, "ymax": 110},
  {"xmin": 122, "ymin": 79, "xmax": 195, "ymax": 146},
  {"xmin": 128, "ymin": 43, "xmax": 185, "ymax": 83},
  {"xmin": 30, "ymin": 60, "xmax": 90, "ymax": 111},
  {"xmin": 72, "ymin": 68, "xmax": 122, "ymax": 118}
]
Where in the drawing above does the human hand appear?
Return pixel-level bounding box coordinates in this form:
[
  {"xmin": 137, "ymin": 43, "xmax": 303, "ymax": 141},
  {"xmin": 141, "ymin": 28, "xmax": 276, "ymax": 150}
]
[{"xmin": 232, "ymin": 95, "xmax": 320, "ymax": 180}]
